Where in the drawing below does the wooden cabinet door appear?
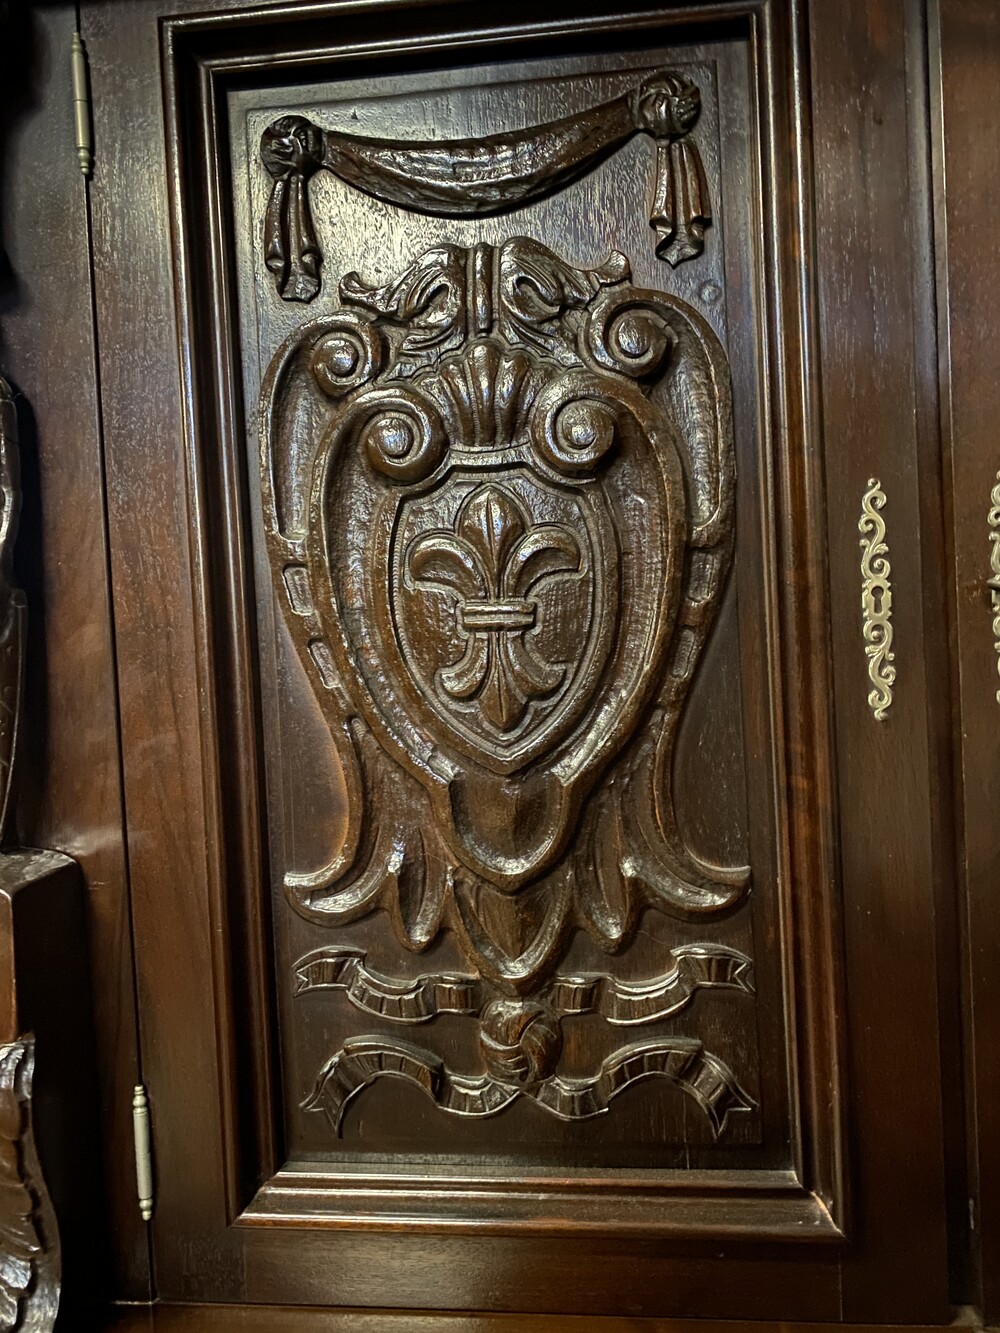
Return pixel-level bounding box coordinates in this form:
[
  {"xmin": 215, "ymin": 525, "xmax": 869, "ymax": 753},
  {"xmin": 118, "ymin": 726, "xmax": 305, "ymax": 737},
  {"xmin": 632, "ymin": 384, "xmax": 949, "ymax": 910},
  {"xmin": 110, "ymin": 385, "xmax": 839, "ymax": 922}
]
[{"xmin": 82, "ymin": 0, "xmax": 952, "ymax": 1318}]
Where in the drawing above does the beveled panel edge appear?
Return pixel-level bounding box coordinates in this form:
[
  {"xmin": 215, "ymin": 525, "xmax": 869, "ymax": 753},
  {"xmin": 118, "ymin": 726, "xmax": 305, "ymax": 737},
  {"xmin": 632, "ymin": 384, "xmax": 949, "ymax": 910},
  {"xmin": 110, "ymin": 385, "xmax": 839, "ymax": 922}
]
[{"xmin": 238, "ymin": 1165, "xmax": 842, "ymax": 1241}]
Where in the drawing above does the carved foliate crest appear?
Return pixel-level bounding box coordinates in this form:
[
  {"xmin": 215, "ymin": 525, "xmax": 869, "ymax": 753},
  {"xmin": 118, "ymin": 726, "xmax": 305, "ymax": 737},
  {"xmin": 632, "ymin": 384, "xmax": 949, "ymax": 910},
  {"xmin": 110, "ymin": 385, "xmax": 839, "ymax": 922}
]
[{"xmin": 261, "ymin": 236, "xmax": 747, "ymax": 993}]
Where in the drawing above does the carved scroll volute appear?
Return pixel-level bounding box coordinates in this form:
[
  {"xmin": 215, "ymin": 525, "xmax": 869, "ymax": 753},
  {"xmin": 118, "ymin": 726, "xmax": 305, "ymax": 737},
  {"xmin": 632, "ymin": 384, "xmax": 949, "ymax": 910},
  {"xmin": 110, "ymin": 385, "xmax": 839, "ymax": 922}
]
[
  {"xmin": 260, "ymin": 237, "xmax": 747, "ymax": 995},
  {"xmin": 260, "ymin": 69, "xmax": 712, "ymax": 302}
]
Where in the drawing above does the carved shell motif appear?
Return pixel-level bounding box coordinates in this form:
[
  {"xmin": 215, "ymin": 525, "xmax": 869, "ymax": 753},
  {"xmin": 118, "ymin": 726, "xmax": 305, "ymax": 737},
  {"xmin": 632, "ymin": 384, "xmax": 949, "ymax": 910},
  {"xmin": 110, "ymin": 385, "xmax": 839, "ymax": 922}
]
[{"xmin": 261, "ymin": 236, "xmax": 747, "ymax": 993}]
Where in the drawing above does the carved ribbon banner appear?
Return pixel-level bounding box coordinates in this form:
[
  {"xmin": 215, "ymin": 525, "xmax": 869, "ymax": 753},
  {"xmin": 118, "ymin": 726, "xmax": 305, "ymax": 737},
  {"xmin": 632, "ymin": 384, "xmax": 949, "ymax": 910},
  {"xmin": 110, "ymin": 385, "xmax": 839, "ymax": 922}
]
[
  {"xmin": 294, "ymin": 943, "xmax": 754, "ymax": 1025},
  {"xmin": 261, "ymin": 70, "xmax": 710, "ymax": 301},
  {"xmin": 304, "ymin": 1034, "xmax": 753, "ymax": 1138}
]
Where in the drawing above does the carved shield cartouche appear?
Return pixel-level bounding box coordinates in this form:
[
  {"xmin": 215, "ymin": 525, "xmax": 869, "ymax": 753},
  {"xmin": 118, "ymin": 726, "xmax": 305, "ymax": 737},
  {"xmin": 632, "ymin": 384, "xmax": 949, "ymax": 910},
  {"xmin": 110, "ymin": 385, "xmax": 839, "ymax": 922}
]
[{"xmin": 261, "ymin": 236, "xmax": 747, "ymax": 994}]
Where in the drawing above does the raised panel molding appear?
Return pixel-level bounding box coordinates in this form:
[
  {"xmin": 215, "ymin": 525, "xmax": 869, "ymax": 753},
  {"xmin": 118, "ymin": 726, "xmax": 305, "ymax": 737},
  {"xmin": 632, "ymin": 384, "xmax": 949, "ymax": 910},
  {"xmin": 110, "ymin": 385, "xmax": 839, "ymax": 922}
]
[{"xmin": 159, "ymin": 0, "xmax": 848, "ymax": 1254}]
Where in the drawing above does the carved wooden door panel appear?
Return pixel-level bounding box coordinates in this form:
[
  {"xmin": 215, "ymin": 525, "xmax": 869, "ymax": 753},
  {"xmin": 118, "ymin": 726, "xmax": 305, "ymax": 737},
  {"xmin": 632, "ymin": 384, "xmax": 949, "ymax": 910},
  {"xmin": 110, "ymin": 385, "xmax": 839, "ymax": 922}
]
[
  {"xmin": 82, "ymin": 0, "xmax": 951, "ymax": 1319},
  {"xmin": 247, "ymin": 44, "xmax": 783, "ymax": 1211}
]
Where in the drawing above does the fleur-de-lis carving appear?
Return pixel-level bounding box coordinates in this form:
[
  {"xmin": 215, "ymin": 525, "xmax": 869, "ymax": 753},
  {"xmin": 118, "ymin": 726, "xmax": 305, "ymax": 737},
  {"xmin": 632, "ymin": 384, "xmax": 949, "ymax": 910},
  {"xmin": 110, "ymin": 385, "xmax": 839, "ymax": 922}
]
[{"xmin": 407, "ymin": 484, "xmax": 581, "ymax": 732}]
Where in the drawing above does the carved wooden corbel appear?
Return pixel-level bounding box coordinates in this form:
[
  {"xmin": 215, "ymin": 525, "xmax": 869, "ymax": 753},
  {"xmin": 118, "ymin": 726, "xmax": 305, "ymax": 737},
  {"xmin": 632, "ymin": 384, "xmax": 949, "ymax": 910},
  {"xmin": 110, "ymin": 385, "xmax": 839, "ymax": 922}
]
[
  {"xmin": 0, "ymin": 1039, "xmax": 58, "ymax": 1332},
  {"xmin": 261, "ymin": 69, "xmax": 712, "ymax": 302},
  {"xmin": 0, "ymin": 381, "xmax": 60, "ymax": 1333}
]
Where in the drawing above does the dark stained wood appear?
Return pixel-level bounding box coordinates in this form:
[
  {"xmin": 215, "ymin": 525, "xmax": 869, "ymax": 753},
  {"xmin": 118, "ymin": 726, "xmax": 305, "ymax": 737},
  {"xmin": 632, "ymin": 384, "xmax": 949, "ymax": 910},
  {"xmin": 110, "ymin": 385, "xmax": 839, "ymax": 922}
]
[
  {"xmin": 258, "ymin": 71, "xmax": 712, "ymax": 302},
  {"xmin": 260, "ymin": 225, "xmax": 753, "ymax": 1139},
  {"xmin": 0, "ymin": 0, "xmax": 150, "ymax": 1304},
  {"xmin": 807, "ymin": 0, "xmax": 952, "ymax": 1319},
  {"xmin": 2, "ymin": 0, "xmax": 989, "ymax": 1324},
  {"xmin": 229, "ymin": 30, "xmax": 783, "ymax": 1200},
  {"xmin": 929, "ymin": 0, "xmax": 1000, "ymax": 1321},
  {"xmin": 0, "ymin": 1037, "xmax": 58, "ymax": 1332},
  {"xmin": 0, "ymin": 851, "xmax": 82, "ymax": 1333},
  {"xmin": 69, "ymin": 0, "xmax": 960, "ymax": 1319},
  {"xmin": 168, "ymin": 0, "xmax": 848, "ymax": 1279},
  {"xmin": 83, "ymin": 0, "xmax": 246, "ymax": 1298},
  {"xmin": 97, "ymin": 1309, "xmax": 982, "ymax": 1333}
]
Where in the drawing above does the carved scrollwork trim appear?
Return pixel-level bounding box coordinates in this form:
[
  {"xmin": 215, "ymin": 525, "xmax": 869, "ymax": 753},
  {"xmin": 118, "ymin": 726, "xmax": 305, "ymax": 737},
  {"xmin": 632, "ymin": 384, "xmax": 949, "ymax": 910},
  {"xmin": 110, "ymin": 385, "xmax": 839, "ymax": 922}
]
[
  {"xmin": 303, "ymin": 1034, "xmax": 754, "ymax": 1138},
  {"xmin": 0, "ymin": 1039, "xmax": 59, "ymax": 1332},
  {"xmin": 261, "ymin": 69, "xmax": 711, "ymax": 302},
  {"xmin": 988, "ymin": 471, "xmax": 1000, "ymax": 704},
  {"xmin": 293, "ymin": 943, "xmax": 754, "ymax": 1026},
  {"xmin": 859, "ymin": 477, "xmax": 896, "ymax": 721},
  {"xmin": 261, "ymin": 236, "xmax": 747, "ymax": 991}
]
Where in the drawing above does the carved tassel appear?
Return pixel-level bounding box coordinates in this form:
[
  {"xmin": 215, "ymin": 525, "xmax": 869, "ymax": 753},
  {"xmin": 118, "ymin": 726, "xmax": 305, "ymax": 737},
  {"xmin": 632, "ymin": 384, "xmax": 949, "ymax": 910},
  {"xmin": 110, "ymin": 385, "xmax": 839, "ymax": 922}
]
[
  {"xmin": 262, "ymin": 116, "xmax": 324, "ymax": 302},
  {"xmin": 260, "ymin": 70, "xmax": 712, "ymax": 303},
  {"xmin": 650, "ymin": 138, "xmax": 712, "ymax": 266}
]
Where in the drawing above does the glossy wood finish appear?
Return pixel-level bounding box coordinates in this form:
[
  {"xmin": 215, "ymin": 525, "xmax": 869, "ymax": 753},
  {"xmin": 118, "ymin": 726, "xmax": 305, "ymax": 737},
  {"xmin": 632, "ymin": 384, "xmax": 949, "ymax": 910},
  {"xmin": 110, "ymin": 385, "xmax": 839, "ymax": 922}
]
[
  {"xmin": 68, "ymin": 0, "xmax": 961, "ymax": 1319},
  {"xmin": 98, "ymin": 1311, "xmax": 982, "ymax": 1333},
  {"xmin": 172, "ymin": 0, "xmax": 836, "ymax": 1282},
  {"xmin": 0, "ymin": 851, "xmax": 77, "ymax": 1332},
  {"xmin": 234, "ymin": 41, "xmax": 793, "ymax": 1242},
  {"xmin": 929, "ymin": 0, "xmax": 1000, "ymax": 1321},
  {"xmin": 0, "ymin": 0, "xmax": 993, "ymax": 1325},
  {"xmin": 808, "ymin": 0, "xmax": 951, "ymax": 1319},
  {"xmin": 0, "ymin": 1, "xmax": 150, "ymax": 1306},
  {"xmin": 60, "ymin": 0, "xmax": 954, "ymax": 1311}
]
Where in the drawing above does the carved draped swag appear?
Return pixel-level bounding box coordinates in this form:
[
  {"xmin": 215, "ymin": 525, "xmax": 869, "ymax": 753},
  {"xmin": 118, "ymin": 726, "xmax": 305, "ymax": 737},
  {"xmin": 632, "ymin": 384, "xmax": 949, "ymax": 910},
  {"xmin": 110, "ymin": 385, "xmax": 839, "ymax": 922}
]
[{"xmin": 261, "ymin": 69, "xmax": 712, "ymax": 302}]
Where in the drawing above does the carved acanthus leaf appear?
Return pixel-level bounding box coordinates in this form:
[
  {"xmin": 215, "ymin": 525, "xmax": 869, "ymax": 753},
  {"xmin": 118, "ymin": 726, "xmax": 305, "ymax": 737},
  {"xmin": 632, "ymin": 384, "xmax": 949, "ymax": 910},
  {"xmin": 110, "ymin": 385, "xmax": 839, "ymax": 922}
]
[{"xmin": 0, "ymin": 1040, "xmax": 58, "ymax": 1333}]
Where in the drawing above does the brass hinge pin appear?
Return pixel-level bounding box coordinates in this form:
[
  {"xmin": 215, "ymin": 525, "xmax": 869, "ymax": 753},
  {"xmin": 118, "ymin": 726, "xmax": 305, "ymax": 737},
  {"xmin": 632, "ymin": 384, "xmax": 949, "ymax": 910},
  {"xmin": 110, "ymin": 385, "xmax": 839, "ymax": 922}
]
[
  {"xmin": 132, "ymin": 1084, "xmax": 153, "ymax": 1222},
  {"xmin": 71, "ymin": 32, "xmax": 93, "ymax": 177}
]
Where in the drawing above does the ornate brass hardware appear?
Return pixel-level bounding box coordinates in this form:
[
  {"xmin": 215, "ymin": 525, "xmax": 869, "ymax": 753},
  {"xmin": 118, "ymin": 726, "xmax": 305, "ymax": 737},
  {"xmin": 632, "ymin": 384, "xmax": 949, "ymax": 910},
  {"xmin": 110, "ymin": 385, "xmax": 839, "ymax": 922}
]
[
  {"xmin": 859, "ymin": 477, "xmax": 896, "ymax": 721},
  {"xmin": 989, "ymin": 471, "xmax": 1000, "ymax": 704}
]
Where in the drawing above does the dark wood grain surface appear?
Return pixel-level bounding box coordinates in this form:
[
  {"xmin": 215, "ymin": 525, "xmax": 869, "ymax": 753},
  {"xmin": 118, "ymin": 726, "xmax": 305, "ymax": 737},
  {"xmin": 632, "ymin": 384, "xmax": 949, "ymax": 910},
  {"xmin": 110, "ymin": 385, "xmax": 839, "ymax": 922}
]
[
  {"xmin": 929, "ymin": 0, "xmax": 1000, "ymax": 1322},
  {"xmin": 808, "ymin": 0, "xmax": 951, "ymax": 1320},
  {"xmin": 73, "ymin": 0, "xmax": 957, "ymax": 1318},
  {"xmin": 97, "ymin": 1310, "xmax": 980, "ymax": 1333},
  {"xmin": 1, "ymin": 0, "xmax": 989, "ymax": 1324},
  {"xmin": 0, "ymin": 0, "xmax": 150, "ymax": 1305}
]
